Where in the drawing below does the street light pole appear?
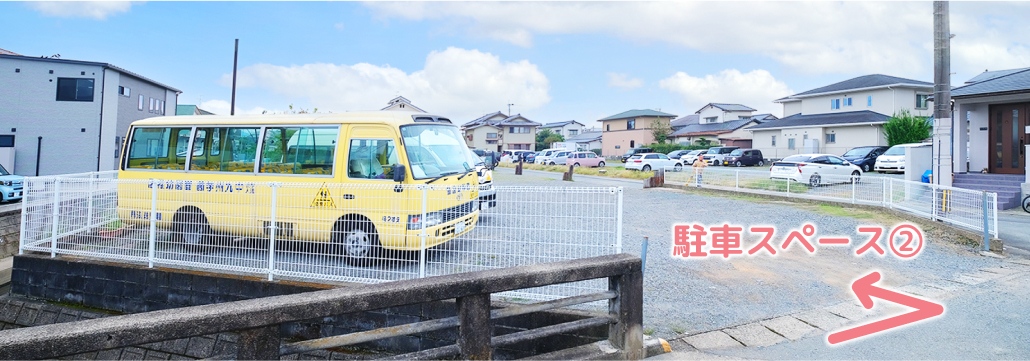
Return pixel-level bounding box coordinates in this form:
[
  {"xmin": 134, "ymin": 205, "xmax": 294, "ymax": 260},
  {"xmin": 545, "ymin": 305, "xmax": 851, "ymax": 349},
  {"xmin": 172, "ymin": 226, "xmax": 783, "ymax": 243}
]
[{"xmin": 507, "ymin": 103, "xmax": 514, "ymax": 115}]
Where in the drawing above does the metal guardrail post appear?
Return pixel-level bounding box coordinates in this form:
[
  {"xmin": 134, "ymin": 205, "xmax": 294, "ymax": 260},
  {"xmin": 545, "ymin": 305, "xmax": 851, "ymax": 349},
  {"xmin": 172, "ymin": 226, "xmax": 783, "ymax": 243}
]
[
  {"xmin": 18, "ymin": 180, "xmax": 28, "ymax": 255},
  {"xmin": 148, "ymin": 180, "xmax": 158, "ymax": 268},
  {"xmin": 609, "ymin": 270, "xmax": 644, "ymax": 359},
  {"xmin": 419, "ymin": 185, "xmax": 428, "ymax": 279},
  {"xmin": 267, "ymin": 183, "xmax": 279, "ymax": 281},
  {"xmin": 457, "ymin": 293, "xmax": 492, "ymax": 360},
  {"xmin": 982, "ymin": 191, "xmax": 990, "ymax": 252},
  {"xmin": 49, "ymin": 179, "xmax": 61, "ymax": 258}
]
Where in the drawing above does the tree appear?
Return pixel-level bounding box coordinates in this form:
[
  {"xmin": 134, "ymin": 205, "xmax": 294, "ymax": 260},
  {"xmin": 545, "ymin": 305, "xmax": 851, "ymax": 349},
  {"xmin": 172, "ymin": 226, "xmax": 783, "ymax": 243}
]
[
  {"xmin": 651, "ymin": 119, "xmax": 672, "ymax": 144},
  {"xmin": 535, "ymin": 129, "xmax": 564, "ymax": 150},
  {"xmin": 883, "ymin": 110, "xmax": 932, "ymax": 146},
  {"xmin": 696, "ymin": 137, "xmax": 713, "ymax": 147},
  {"xmin": 262, "ymin": 104, "xmax": 319, "ymax": 115}
]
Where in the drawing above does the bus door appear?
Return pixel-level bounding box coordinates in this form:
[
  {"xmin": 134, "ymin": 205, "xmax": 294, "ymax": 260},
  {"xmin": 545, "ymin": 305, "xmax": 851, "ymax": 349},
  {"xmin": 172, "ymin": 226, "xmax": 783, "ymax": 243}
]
[{"xmin": 341, "ymin": 126, "xmax": 410, "ymax": 249}]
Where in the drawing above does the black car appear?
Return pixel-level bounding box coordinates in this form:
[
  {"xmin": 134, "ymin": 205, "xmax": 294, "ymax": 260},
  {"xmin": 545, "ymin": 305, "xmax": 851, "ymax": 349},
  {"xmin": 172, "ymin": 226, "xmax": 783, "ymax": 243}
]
[
  {"xmin": 667, "ymin": 149, "xmax": 693, "ymax": 160},
  {"xmin": 723, "ymin": 149, "xmax": 765, "ymax": 166},
  {"xmin": 523, "ymin": 152, "xmax": 537, "ymax": 163},
  {"xmin": 841, "ymin": 146, "xmax": 889, "ymax": 172},
  {"xmin": 621, "ymin": 147, "xmax": 653, "ymax": 163}
]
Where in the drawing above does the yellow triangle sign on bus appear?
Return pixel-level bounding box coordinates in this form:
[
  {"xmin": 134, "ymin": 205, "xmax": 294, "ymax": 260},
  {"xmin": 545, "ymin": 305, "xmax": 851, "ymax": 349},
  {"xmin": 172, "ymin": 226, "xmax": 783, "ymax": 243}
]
[{"xmin": 311, "ymin": 183, "xmax": 337, "ymax": 208}]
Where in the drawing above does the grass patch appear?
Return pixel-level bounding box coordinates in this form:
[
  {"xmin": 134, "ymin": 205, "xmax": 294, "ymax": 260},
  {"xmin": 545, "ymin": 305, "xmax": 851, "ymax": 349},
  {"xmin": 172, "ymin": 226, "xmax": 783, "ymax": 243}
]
[
  {"xmin": 742, "ymin": 178, "xmax": 810, "ymax": 193},
  {"xmin": 814, "ymin": 204, "xmax": 876, "ymax": 219},
  {"xmin": 496, "ymin": 162, "xmax": 653, "ymax": 180}
]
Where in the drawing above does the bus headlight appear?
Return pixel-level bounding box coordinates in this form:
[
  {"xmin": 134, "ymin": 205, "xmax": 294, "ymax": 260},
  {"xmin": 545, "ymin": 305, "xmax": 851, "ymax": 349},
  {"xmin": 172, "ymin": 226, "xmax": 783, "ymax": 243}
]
[{"xmin": 408, "ymin": 212, "xmax": 443, "ymax": 230}]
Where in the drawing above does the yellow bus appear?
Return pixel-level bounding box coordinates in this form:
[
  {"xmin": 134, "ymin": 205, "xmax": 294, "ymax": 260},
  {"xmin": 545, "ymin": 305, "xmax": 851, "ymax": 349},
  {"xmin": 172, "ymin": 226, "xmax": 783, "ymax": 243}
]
[{"xmin": 117, "ymin": 112, "xmax": 481, "ymax": 263}]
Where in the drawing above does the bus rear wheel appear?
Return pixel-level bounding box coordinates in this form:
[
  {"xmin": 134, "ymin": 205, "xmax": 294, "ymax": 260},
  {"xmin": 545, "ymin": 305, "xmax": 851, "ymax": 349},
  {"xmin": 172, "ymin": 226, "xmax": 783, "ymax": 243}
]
[
  {"xmin": 174, "ymin": 208, "xmax": 212, "ymax": 251},
  {"xmin": 332, "ymin": 218, "xmax": 382, "ymax": 265}
]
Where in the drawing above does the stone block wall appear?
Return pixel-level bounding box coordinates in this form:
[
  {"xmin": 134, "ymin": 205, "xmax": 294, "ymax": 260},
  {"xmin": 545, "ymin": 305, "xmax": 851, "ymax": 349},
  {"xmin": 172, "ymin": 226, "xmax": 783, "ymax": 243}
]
[{"xmin": 0, "ymin": 209, "xmax": 20, "ymax": 259}]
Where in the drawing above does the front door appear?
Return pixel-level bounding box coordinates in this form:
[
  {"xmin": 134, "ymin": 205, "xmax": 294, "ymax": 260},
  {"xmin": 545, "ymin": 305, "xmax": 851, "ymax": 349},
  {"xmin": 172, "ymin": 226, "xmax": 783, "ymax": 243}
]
[{"xmin": 989, "ymin": 103, "xmax": 1028, "ymax": 174}]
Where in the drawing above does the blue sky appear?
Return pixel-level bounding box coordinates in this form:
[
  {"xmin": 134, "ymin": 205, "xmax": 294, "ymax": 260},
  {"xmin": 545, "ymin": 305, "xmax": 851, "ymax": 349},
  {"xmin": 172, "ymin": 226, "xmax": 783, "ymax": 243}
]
[{"xmin": 3, "ymin": 1, "xmax": 1029, "ymax": 128}]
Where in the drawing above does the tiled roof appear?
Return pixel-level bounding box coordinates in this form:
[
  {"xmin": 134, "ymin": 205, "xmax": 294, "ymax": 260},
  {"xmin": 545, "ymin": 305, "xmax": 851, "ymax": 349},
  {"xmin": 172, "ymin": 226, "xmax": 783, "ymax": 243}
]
[
  {"xmin": 670, "ymin": 118, "xmax": 756, "ymax": 137},
  {"xmin": 952, "ymin": 68, "xmax": 1030, "ymax": 98},
  {"xmin": 0, "ymin": 54, "xmax": 181, "ymax": 93},
  {"xmin": 462, "ymin": 112, "xmax": 540, "ymax": 128},
  {"xmin": 0, "ymin": 48, "xmax": 18, "ymax": 55},
  {"xmin": 540, "ymin": 120, "xmax": 584, "ymax": 128},
  {"xmin": 380, "ymin": 95, "xmax": 426, "ymax": 112},
  {"xmin": 598, "ymin": 109, "xmax": 677, "ymax": 121},
  {"xmin": 747, "ymin": 110, "xmax": 889, "ymax": 130},
  {"xmin": 566, "ymin": 131, "xmax": 602, "ymax": 143},
  {"xmin": 671, "ymin": 114, "xmax": 699, "ymax": 129},
  {"xmin": 965, "ymin": 68, "xmax": 1030, "ymax": 84},
  {"xmin": 696, "ymin": 103, "xmax": 756, "ymax": 113},
  {"xmin": 462, "ymin": 111, "xmax": 506, "ymax": 127},
  {"xmin": 748, "ymin": 114, "xmax": 778, "ymax": 122},
  {"xmin": 791, "ymin": 74, "xmax": 932, "ymax": 98}
]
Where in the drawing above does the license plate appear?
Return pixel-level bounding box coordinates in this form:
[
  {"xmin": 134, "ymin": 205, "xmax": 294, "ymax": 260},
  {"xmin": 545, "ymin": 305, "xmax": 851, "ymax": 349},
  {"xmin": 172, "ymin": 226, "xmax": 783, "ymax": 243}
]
[{"xmin": 454, "ymin": 221, "xmax": 466, "ymax": 233}]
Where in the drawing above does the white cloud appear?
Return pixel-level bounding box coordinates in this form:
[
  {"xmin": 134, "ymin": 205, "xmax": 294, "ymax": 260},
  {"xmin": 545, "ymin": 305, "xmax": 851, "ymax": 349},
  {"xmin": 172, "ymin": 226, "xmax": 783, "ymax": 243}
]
[
  {"xmin": 333, "ymin": 22, "xmax": 345, "ymax": 31},
  {"xmin": 607, "ymin": 73, "xmax": 643, "ymax": 90},
  {"xmin": 221, "ymin": 47, "xmax": 550, "ymax": 120},
  {"xmin": 659, "ymin": 69, "xmax": 792, "ymax": 117},
  {"xmin": 198, "ymin": 99, "xmax": 267, "ymax": 116},
  {"xmin": 27, "ymin": 1, "xmax": 135, "ymax": 20},
  {"xmin": 365, "ymin": 2, "xmax": 1030, "ymax": 80}
]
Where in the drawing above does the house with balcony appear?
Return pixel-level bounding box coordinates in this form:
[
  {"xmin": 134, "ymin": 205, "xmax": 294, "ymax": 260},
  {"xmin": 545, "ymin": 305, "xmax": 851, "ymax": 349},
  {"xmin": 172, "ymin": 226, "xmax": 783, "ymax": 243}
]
[
  {"xmin": 668, "ymin": 103, "xmax": 774, "ymax": 147},
  {"xmin": 598, "ymin": 109, "xmax": 677, "ymax": 157},
  {"xmin": 461, "ymin": 112, "xmax": 541, "ymax": 152},
  {"xmin": 0, "ymin": 53, "xmax": 180, "ymax": 176},
  {"xmin": 944, "ymin": 67, "xmax": 1030, "ymax": 209},
  {"xmin": 538, "ymin": 120, "xmax": 585, "ymax": 138},
  {"xmin": 381, "ymin": 96, "xmax": 426, "ymax": 112},
  {"xmin": 748, "ymin": 74, "xmax": 934, "ymax": 159}
]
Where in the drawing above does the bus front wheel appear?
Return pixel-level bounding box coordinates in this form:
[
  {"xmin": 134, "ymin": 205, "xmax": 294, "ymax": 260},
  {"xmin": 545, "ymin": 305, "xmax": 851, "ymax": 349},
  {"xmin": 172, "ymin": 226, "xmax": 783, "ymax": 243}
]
[
  {"xmin": 332, "ymin": 218, "xmax": 381, "ymax": 265},
  {"xmin": 174, "ymin": 207, "xmax": 212, "ymax": 250}
]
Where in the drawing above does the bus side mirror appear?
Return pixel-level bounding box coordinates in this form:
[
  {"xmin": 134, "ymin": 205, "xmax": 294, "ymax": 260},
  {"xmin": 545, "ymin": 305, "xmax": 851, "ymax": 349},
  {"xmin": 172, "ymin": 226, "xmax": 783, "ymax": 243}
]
[{"xmin": 392, "ymin": 165, "xmax": 406, "ymax": 182}]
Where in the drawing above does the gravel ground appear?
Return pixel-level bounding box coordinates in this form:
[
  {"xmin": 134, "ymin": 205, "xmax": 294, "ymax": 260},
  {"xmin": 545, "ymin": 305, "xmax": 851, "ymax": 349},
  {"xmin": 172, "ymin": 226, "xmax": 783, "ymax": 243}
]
[{"xmin": 493, "ymin": 167, "xmax": 997, "ymax": 340}]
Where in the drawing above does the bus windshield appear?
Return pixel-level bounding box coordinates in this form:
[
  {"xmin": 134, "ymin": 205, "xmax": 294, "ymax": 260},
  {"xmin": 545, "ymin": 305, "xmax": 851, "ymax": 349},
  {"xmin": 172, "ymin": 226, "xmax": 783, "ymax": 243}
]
[{"xmin": 401, "ymin": 124, "xmax": 478, "ymax": 179}]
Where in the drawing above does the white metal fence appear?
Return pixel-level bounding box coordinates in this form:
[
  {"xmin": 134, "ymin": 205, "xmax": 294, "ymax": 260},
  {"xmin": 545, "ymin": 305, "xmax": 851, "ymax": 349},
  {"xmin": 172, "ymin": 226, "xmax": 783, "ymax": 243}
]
[
  {"xmin": 663, "ymin": 167, "xmax": 1000, "ymax": 239},
  {"xmin": 19, "ymin": 171, "xmax": 623, "ymax": 301}
]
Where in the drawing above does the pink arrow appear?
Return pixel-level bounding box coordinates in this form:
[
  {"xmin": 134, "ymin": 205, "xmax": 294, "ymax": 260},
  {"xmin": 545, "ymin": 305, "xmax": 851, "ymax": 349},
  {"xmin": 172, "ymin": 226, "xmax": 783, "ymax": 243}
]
[{"xmin": 827, "ymin": 271, "xmax": 945, "ymax": 345}]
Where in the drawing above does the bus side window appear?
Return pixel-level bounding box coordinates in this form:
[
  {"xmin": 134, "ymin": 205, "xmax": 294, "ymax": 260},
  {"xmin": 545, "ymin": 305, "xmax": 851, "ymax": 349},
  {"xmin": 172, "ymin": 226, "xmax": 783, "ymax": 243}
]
[
  {"xmin": 222, "ymin": 127, "xmax": 259, "ymax": 172},
  {"xmin": 348, "ymin": 139, "xmax": 398, "ymax": 179},
  {"xmin": 125, "ymin": 127, "xmax": 190, "ymax": 170},
  {"xmin": 190, "ymin": 128, "xmax": 222, "ymax": 171},
  {"xmin": 261, "ymin": 127, "xmax": 338, "ymax": 175}
]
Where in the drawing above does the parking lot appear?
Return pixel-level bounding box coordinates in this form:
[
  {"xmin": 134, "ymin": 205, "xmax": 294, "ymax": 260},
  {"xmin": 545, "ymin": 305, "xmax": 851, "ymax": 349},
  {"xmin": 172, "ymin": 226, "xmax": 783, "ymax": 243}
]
[{"xmin": 493, "ymin": 167, "xmax": 996, "ymax": 340}]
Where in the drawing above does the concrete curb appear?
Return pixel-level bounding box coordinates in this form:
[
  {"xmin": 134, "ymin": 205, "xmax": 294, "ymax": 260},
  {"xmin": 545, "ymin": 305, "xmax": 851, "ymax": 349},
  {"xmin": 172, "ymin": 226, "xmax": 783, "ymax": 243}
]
[{"xmin": 530, "ymin": 335, "xmax": 670, "ymax": 360}]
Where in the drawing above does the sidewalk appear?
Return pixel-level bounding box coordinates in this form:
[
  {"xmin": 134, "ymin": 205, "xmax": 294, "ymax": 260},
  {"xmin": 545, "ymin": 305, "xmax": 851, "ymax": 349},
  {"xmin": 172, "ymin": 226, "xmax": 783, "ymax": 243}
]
[{"xmin": 997, "ymin": 209, "xmax": 1030, "ymax": 258}]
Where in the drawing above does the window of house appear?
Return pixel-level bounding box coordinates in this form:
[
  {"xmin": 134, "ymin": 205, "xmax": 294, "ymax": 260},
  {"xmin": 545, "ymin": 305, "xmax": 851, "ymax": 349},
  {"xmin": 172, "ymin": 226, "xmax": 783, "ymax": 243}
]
[
  {"xmin": 347, "ymin": 139, "xmax": 397, "ymax": 179},
  {"xmin": 627, "ymin": 119, "xmax": 636, "ymax": 130},
  {"xmin": 831, "ymin": 99, "xmax": 841, "ymax": 110},
  {"xmin": 56, "ymin": 78, "xmax": 95, "ymax": 102},
  {"xmin": 149, "ymin": 98, "xmax": 155, "ymax": 112},
  {"xmin": 704, "ymin": 117, "xmax": 718, "ymax": 124},
  {"xmin": 118, "ymin": 86, "xmax": 131, "ymax": 97},
  {"xmin": 826, "ymin": 133, "xmax": 836, "ymax": 143},
  {"xmin": 569, "ymin": 129, "xmax": 578, "ymax": 136},
  {"xmin": 630, "ymin": 140, "xmax": 635, "ymax": 148},
  {"xmin": 916, "ymin": 94, "xmax": 929, "ymax": 109},
  {"xmin": 788, "ymin": 138, "xmax": 796, "ymax": 150},
  {"xmin": 138, "ymin": 95, "xmax": 144, "ymax": 110},
  {"xmin": 0, "ymin": 135, "xmax": 14, "ymax": 147},
  {"xmin": 867, "ymin": 96, "xmax": 872, "ymax": 107},
  {"xmin": 771, "ymin": 135, "xmax": 777, "ymax": 146},
  {"xmin": 844, "ymin": 97, "xmax": 852, "ymax": 107},
  {"xmin": 487, "ymin": 132, "xmax": 498, "ymax": 139},
  {"xmin": 606, "ymin": 124, "xmax": 611, "ymax": 131}
]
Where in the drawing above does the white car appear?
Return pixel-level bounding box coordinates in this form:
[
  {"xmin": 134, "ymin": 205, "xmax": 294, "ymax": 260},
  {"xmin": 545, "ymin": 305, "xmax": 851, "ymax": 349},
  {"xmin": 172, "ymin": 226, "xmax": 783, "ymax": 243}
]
[
  {"xmin": 534, "ymin": 148, "xmax": 567, "ymax": 164},
  {"xmin": 770, "ymin": 153, "xmax": 863, "ymax": 186},
  {"xmin": 679, "ymin": 150, "xmax": 708, "ymax": 165},
  {"xmin": 546, "ymin": 150, "xmax": 574, "ymax": 165},
  {"xmin": 624, "ymin": 153, "xmax": 683, "ymax": 172},
  {"xmin": 874, "ymin": 143, "xmax": 928, "ymax": 174}
]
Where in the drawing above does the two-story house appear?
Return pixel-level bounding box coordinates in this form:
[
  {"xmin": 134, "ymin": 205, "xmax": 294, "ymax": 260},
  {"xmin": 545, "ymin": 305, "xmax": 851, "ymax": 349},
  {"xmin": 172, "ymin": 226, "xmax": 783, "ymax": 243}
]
[
  {"xmin": 0, "ymin": 53, "xmax": 180, "ymax": 176},
  {"xmin": 598, "ymin": 109, "xmax": 677, "ymax": 157},
  {"xmin": 538, "ymin": 120, "xmax": 585, "ymax": 138},
  {"xmin": 461, "ymin": 112, "xmax": 542, "ymax": 152},
  {"xmin": 748, "ymin": 74, "xmax": 934, "ymax": 159},
  {"xmin": 669, "ymin": 103, "xmax": 774, "ymax": 147},
  {"xmin": 380, "ymin": 96, "xmax": 426, "ymax": 112}
]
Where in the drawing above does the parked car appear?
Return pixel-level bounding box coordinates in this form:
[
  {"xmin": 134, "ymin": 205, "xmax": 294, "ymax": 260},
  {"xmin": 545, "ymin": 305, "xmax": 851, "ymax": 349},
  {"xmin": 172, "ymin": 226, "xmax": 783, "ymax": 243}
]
[
  {"xmin": 842, "ymin": 146, "xmax": 889, "ymax": 172},
  {"xmin": 567, "ymin": 151, "xmax": 606, "ymax": 167},
  {"xmin": 621, "ymin": 147, "xmax": 654, "ymax": 163},
  {"xmin": 874, "ymin": 143, "xmax": 929, "ymax": 174},
  {"xmin": 535, "ymin": 148, "xmax": 570, "ymax": 164},
  {"xmin": 679, "ymin": 150, "xmax": 708, "ymax": 165},
  {"xmin": 624, "ymin": 153, "xmax": 683, "ymax": 172},
  {"xmin": 0, "ymin": 163, "xmax": 24, "ymax": 203},
  {"xmin": 723, "ymin": 149, "xmax": 765, "ymax": 167},
  {"xmin": 770, "ymin": 153, "xmax": 863, "ymax": 186},
  {"xmin": 546, "ymin": 150, "xmax": 575, "ymax": 165},
  {"xmin": 523, "ymin": 152, "xmax": 536, "ymax": 163},
  {"xmin": 667, "ymin": 149, "xmax": 693, "ymax": 160},
  {"xmin": 702, "ymin": 146, "xmax": 739, "ymax": 165}
]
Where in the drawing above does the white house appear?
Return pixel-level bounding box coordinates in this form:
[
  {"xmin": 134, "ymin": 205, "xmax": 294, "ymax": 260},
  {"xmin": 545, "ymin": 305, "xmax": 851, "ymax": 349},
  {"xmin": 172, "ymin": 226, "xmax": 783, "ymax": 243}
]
[
  {"xmin": 380, "ymin": 96, "xmax": 426, "ymax": 112},
  {"xmin": 749, "ymin": 74, "xmax": 934, "ymax": 159},
  {"xmin": 946, "ymin": 67, "xmax": 1030, "ymax": 209},
  {"xmin": 669, "ymin": 104, "xmax": 773, "ymax": 147},
  {"xmin": 696, "ymin": 103, "xmax": 756, "ymax": 124},
  {"xmin": 564, "ymin": 131, "xmax": 602, "ymax": 152},
  {"xmin": 538, "ymin": 120, "xmax": 585, "ymax": 138},
  {"xmin": 0, "ymin": 53, "xmax": 180, "ymax": 176},
  {"xmin": 462, "ymin": 112, "xmax": 541, "ymax": 152}
]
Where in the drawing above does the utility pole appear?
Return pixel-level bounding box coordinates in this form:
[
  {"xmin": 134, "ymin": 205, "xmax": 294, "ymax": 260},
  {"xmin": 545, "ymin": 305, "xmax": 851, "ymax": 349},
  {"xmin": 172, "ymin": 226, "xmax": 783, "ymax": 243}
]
[
  {"xmin": 933, "ymin": 1, "xmax": 953, "ymax": 187},
  {"xmin": 507, "ymin": 103, "xmax": 514, "ymax": 115},
  {"xmin": 231, "ymin": 39, "xmax": 239, "ymax": 116}
]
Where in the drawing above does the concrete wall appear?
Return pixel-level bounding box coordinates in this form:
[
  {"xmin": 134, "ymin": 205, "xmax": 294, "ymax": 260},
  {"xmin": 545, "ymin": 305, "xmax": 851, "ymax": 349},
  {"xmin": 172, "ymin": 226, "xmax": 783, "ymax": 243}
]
[
  {"xmin": 465, "ymin": 126, "xmax": 501, "ymax": 151},
  {"xmin": 0, "ymin": 208, "xmax": 19, "ymax": 258},
  {"xmin": 782, "ymin": 101, "xmax": 802, "ymax": 116},
  {"xmin": 502, "ymin": 125, "xmax": 536, "ymax": 151},
  {"xmin": 750, "ymin": 124, "xmax": 885, "ymax": 159},
  {"xmin": 795, "ymin": 87, "xmax": 933, "ymax": 118}
]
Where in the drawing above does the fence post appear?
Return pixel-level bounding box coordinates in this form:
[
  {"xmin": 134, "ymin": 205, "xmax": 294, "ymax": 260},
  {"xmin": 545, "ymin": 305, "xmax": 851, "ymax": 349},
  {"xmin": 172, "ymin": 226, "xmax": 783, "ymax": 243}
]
[
  {"xmin": 982, "ymin": 191, "xmax": 990, "ymax": 252},
  {"xmin": 881, "ymin": 177, "xmax": 887, "ymax": 207},
  {"xmin": 49, "ymin": 179, "xmax": 62, "ymax": 258},
  {"xmin": 932, "ymin": 185, "xmax": 939, "ymax": 221},
  {"xmin": 609, "ymin": 270, "xmax": 644, "ymax": 359},
  {"xmin": 992, "ymin": 193, "xmax": 999, "ymax": 239},
  {"xmin": 419, "ymin": 185, "xmax": 428, "ymax": 278},
  {"xmin": 786, "ymin": 177, "xmax": 791, "ymax": 195},
  {"xmin": 86, "ymin": 174, "xmax": 95, "ymax": 228},
  {"xmin": 267, "ymin": 183, "xmax": 279, "ymax": 281},
  {"xmin": 148, "ymin": 180, "xmax": 158, "ymax": 268},
  {"xmin": 457, "ymin": 293, "xmax": 492, "ymax": 360},
  {"xmin": 616, "ymin": 188, "xmax": 624, "ymax": 253},
  {"xmin": 735, "ymin": 169, "xmax": 739, "ymax": 190},
  {"xmin": 851, "ymin": 176, "xmax": 857, "ymax": 204},
  {"xmin": 18, "ymin": 179, "xmax": 28, "ymax": 255},
  {"xmin": 888, "ymin": 178, "xmax": 894, "ymax": 209}
]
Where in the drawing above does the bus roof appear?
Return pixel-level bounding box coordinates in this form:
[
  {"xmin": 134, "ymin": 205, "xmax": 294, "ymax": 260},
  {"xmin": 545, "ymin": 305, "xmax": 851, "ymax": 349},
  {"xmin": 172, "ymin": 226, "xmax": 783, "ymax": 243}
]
[{"xmin": 128, "ymin": 111, "xmax": 454, "ymax": 127}]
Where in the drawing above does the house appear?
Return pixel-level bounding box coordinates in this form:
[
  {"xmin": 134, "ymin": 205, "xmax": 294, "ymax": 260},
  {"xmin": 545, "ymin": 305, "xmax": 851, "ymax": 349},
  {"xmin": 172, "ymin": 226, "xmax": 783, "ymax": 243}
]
[
  {"xmin": 749, "ymin": 74, "xmax": 934, "ymax": 159},
  {"xmin": 380, "ymin": 96, "xmax": 426, "ymax": 112},
  {"xmin": 945, "ymin": 67, "xmax": 1030, "ymax": 209},
  {"xmin": 175, "ymin": 104, "xmax": 215, "ymax": 116},
  {"xmin": 668, "ymin": 104, "xmax": 773, "ymax": 147},
  {"xmin": 598, "ymin": 109, "xmax": 677, "ymax": 157},
  {"xmin": 461, "ymin": 112, "xmax": 542, "ymax": 152},
  {"xmin": 564, "ymin": 131, "xmax": 603, "ymax": 152},
  {"xmin": 0, "ymin": 53, "xmax": 180, "ymax": 176},
  {"xmin": 538, "ymin": 120, "xmax": 585, "ymax": 138}
]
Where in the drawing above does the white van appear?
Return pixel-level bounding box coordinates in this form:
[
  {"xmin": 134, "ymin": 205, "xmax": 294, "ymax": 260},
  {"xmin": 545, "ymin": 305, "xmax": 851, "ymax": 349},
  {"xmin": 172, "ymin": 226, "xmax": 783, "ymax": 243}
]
[
  {"xmin": 874, "ymin": 143, "xmax": 930, "ymax": 174},
  {"xmin": 534, "ymin": 148, "xmax": 566, "ymax": 164}
]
